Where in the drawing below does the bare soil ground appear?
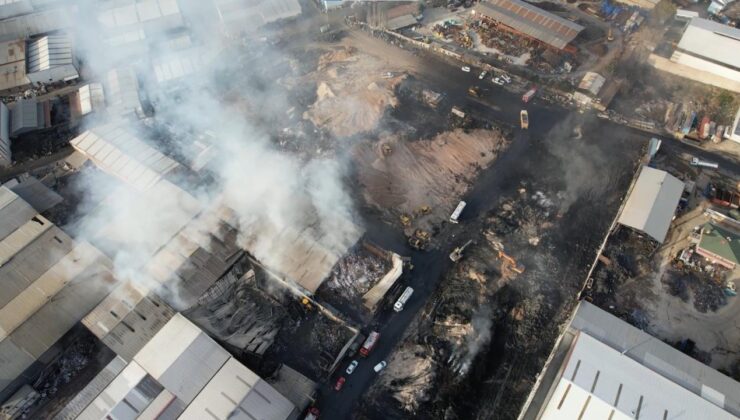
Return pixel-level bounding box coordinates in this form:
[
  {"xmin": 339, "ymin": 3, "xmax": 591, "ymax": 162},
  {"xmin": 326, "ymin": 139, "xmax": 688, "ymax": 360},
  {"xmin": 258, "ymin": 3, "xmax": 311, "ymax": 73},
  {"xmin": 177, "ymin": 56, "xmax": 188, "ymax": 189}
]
[{"xmin": 354, "ymin": 128, "xmax": 509, "ymax": 226}]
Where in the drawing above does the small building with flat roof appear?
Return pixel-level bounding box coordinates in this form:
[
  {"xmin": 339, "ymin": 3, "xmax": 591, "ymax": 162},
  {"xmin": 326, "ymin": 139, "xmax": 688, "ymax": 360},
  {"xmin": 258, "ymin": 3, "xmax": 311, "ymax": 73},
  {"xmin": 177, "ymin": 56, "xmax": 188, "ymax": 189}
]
[
  {"xmin": 519, "ymin": 301, "xmax": 740, "ymax": 419},
  {"xmin": 696, "ymin": 222, "xmax": 740, "ymax": 269},
  {"xmin": 617, "ymin": 166, "xmax": 684, "ymax": 243}
]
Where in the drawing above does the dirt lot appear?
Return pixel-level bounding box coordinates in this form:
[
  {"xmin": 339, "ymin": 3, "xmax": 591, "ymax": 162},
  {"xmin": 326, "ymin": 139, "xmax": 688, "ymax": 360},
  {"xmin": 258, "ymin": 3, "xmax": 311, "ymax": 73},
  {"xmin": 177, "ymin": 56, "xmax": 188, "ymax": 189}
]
[{"xmin": 354, "ymin": 128, "xmax": 508, "ymax": 227}]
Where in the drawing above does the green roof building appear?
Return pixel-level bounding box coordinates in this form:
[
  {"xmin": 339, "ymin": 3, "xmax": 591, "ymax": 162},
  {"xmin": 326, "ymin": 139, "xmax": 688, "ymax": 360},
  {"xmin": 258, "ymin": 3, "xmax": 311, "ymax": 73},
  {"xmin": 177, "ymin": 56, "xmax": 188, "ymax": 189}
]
[{"xmin": 696, "ymin": 223, "xmax": 740, "ymax": 269}]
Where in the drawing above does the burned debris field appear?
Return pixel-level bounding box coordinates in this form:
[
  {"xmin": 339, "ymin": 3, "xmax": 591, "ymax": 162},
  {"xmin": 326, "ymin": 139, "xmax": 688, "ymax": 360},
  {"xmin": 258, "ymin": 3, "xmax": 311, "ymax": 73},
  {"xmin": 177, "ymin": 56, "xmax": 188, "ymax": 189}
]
[{"xmin": 357, "ymin": 112, "xmax": 645, "ymax": 418}]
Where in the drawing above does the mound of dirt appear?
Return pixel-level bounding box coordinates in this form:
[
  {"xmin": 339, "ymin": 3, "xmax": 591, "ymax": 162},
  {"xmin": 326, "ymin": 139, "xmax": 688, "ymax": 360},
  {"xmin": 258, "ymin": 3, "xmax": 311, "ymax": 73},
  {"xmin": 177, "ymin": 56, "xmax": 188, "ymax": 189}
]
[{"xmin": 304, "ymin": 47, "xmax": 404, "ymax": 137}]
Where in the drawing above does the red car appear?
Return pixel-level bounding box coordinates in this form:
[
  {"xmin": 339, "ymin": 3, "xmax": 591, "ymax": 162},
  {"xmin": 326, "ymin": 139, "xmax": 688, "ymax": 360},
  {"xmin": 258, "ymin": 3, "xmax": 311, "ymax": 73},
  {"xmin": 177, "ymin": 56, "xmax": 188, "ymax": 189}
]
[{"xmin": 334, "ymin": 376, "xmax": 346, "ymax": 391}]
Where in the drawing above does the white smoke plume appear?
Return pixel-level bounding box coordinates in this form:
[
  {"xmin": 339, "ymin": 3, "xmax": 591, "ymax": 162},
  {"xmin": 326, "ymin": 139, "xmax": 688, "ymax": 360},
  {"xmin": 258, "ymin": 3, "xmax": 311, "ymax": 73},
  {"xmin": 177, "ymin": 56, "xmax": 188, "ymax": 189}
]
[{"xmin": 62, "ymin": 1, "xmax": 362, "ymax": 306}]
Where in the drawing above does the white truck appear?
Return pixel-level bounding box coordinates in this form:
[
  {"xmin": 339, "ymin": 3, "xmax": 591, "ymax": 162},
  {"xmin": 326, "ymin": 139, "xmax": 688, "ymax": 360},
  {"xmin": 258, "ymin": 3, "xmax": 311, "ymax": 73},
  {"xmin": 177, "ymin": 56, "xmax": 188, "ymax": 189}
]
[
  {"xmin": 393, "ymin": 287, "xmax": 414, "ymax": 312},
  {"xmin": 449, "ymin": 201, "xmax": 466, "ymax": 223},
  {"xmin": 690, "ymin": 157, "xmax": 719, "ymax": 169}
]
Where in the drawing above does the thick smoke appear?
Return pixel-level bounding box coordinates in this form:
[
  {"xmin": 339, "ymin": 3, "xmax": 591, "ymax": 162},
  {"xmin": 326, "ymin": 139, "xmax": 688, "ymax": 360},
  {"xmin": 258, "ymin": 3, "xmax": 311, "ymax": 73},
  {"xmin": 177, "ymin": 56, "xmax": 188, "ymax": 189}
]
[
  {"xmin": 449, "ymin": 305, "xmax": 494, "ymax": 376},
  {"xmin": 64, "ymin": 1, "xmax": 361, "ymax": 305}
]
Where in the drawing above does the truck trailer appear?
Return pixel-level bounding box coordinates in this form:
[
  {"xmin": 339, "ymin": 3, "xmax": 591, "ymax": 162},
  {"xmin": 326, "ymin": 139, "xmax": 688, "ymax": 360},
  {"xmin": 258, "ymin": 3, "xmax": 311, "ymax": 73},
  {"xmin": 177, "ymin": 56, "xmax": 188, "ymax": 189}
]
[{"xmin": 522, "ymin": 86, "xmax": 537, "ymax": 103}]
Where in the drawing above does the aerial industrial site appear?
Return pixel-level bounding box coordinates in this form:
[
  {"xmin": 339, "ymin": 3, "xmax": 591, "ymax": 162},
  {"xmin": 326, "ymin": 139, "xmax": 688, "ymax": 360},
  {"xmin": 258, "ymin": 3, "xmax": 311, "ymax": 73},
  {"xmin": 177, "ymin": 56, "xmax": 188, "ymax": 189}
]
[{"xmin": 0, "ymin": 0, "xmax": 739, "ymax": 419}]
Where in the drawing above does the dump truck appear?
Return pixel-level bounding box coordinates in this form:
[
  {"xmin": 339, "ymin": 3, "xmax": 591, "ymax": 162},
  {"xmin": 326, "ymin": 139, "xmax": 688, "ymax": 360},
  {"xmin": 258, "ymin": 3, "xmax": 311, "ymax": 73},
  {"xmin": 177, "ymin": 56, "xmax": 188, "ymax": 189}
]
[
  {"xmin": 359, "ymin": 331, "xmax": 380, "ymax": 357},
  {"xmin": 522, "ymin": 86, "xmax": 537, "ymax": 103},
  {"xmin": 520, "ymin": 110, "xmax": 529, "ymax": 129}
]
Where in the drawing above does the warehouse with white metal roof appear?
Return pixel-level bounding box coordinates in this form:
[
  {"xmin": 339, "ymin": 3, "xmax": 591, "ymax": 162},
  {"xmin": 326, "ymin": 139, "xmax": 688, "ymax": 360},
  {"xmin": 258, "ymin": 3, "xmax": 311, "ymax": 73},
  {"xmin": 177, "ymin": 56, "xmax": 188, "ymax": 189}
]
[
  {"xmin": 617, "ymin": 166, "xmax": 684, "ymax": 243},
  {"xmin": 671, "ymin": 18, "xmax": 740, "ymax": 84},
  {"xmin": 25, "ymin": 33, "xmax": 78, "ymax": 85},
  {"xmin": 73, "ymin": 314, "xmax": 297, "ymax": 420},
  {"xmin": 0, "ymin": 186, "xmax": 119, "ymax": 402},
  {"xmin": 472, "ymin": 0, "xmax": 584, "ymax": 50},
  {"xmin": 519, "ymin": 302, "xmax": 740, "ymax": 420}
]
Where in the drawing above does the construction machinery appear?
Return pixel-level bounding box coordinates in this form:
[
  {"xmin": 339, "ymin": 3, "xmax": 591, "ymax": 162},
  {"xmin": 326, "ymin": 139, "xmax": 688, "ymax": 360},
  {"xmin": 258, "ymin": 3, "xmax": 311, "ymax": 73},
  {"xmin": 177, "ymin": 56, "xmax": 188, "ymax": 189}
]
[
  {"xmin": 416, "ymin": 205, "xmax": 431, "ymax": 216},
  {"xmin": 381, "ymin": 143, "xmax": 392, "ymax": 156},
  {"xmin": 520, "ymin": 110, "xmax": 529, "ymax": 129},
  {"xmin": 449, "ymin": 240, "xmax": 473, "ymax": 262},
  {"xmin": 301, "ymin": 297, "xmax": 314, "ymax": 311},
  {"xmin": 400, "ymin": 213, "xmax": 411, "ymax": 226},
  {"xmin": 467, "ymin": 86, "xmax": 480, "ymax": 98}
]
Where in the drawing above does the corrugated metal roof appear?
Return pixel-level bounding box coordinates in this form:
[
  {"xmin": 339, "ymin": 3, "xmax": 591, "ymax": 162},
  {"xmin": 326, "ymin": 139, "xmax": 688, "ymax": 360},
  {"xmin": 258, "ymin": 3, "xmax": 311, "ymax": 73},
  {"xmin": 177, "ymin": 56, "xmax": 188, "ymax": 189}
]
[
  {"xmin": 0, "ymin": 227, "xmax": 73, "ymax": 308},
  {"xmin": 617, "ymin": 166, "xmax": 684, "ymax": 243},
  {"xmin": 77, "ymin": 83, "xmax": 105, "ymax": 116},
  {"xmin": 386, "ymin": 14, "xmax": 417, "ymax": 31},
  {"xmin": 0, "ymin": 7, "xmax": 74, "ymax": 43},
  {"xmin": 83, "ymin": 284, "xmax": 175, "ymax": 361},
  {"xmin": 152, "ymin": 48, "xmax": 200, "ymax": 84},
  {"xmin": 134, "ymin": 314, "xmax": 229, "ymax": 404},
  {"xmin": 0, "ymin": 186, "xmax": 36, "ymax": 240},
  {"xmin": 54, "ymin": 356, "xmax": 128, "ymax": 420},
  {"xmin": 70, "ymin": 125, "xmax": 180, "ymax": 191},
  {"xmin": 179, "ymin": 358, "xmax": 296, "ymax": 420},
  {"xmin": 105, "ymin": 67, "xmax": 142, "ymax": 117},
  {"xmin": 9, "ymin": 98, "xmax": 42, "ymax": 136},
  {"xmin": 0, "ymin": 242, "xmax": 104, "ymax": 341},
  {"xmin": 26, "ymin": 34, "xmax": 73, "ymax": 73},
  {"xmin": 0, "ymin": 39, "xmax": 28, "ymax": 92},
  {"xmin": 567, "ymin": 302, "xmax": 740, "ymax": 418},
  {"xmin": 97, "ymin": 0, "xmax": 181, "ymax": 29},
  {"xmin": 0, "ymin": 213, "xmax": 53, "ymax": 267},
  {"xmin": 215, "ymin": 0, "xmax": 302, "ymax": 27},
  {"xmin": 76, "ymin": 361, "xmax": 149, "ymax": 420},
  {"xmin": 677, "ymin": 18, "xmax": 740, "ymax": 71},
  {"xmin": 473, "ymin": 0, "xmax": 584, "ymax": 49},
  {"xmin": 540, "ymin": 332, "xmax": 734, "ymax": 419},
  {"xmin": 4, "ymin": 176, "xmax": 63, "ymax": 213}
]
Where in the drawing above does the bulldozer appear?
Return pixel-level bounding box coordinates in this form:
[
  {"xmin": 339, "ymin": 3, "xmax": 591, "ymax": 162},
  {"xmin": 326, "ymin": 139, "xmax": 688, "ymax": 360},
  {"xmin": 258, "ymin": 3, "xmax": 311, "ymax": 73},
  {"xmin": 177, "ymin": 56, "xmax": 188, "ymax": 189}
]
[
  {"xmin": 400, "ymin": 213, "xmax": 411, "ymax": 226},
  {"xmin": 414, "ymin": 229, "xmax": 430, "ymax": 240},
  {"xmin": 415, "ymin": 205, "xmax": 431, "ymax": 216},
  {"xmin": 381, "ymin": 143, "xmax": 392, "ymax": 157}
]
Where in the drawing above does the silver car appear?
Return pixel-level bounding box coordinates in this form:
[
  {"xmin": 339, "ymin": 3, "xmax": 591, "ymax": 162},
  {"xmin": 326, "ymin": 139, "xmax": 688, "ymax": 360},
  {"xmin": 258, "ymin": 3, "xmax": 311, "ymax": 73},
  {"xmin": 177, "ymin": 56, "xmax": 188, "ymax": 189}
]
[
  {"xmin": 346, "ymin": 360, "xmax": 358, "ymax": 375},
  {"xmin": 373, "ymin": 361, "xmax": 387, "ymax": 372}
]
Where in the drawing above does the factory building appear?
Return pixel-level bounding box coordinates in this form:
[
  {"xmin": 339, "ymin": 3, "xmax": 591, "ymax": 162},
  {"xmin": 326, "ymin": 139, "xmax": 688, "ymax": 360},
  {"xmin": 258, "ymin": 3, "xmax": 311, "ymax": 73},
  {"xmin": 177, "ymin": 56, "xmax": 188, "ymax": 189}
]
[
  {"xmin": 213, "ymin": 0, "xmax": 302, "ymax": 35},
  {"xmin": 9, "ymin": 97, "xmax": 49, "ymax": 138},
  {"xmin": 696, "ymin": 222, "xmax": 740, "ymax": 269},
  {"xmin": 519, "ymin": 301, "xmax": 740, "ymax": 419},
  {"xmin": 668, "ymin": 18, "xmax": 740, "ymax": 91},
  {"xmin": 96, "ymin": 0, "xmax": 185, "ymax": 59},
  {"xmin": 0, "ymin": 5, "xmax": 75, "ymax": 43},
  {"xmin": 105, "ymin": 67, "xmax": 145, "ymax": 118},
  {"xmin": 0, "ymin": 186, "xmax": 119, "ymax": 403},
  {"xmin": 617, "ymin": 166, "xmax": 684, "ymax": 243},
  {"xmin": 71, "ymin": 83, "xmax": 106, "ymax": 118},
  {"xmin": 67, "ymin": 314, "xmax": 298, "ymax": 420},
  {"xmin": 25, "ymin": 34, "xmax": 78, "ymax": 85},
  {"xmin": 472, "ymin": 0, "xmax": 584, "ymax": 51}
]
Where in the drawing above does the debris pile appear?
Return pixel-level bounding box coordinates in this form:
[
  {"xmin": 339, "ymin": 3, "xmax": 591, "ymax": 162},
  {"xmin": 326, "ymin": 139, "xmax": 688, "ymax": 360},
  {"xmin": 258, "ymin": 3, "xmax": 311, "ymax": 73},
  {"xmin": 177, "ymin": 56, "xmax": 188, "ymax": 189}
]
[
  {"xmin": 303, "ymin": 46, "xmax": 404, "ymax": 137},
  {"xmin": 322, "ymin": 244, "xmax": 391, "ymax": 300},
  {"xmin": 354, "ymin": 128, "xmax": 509, "ymax": 225}
]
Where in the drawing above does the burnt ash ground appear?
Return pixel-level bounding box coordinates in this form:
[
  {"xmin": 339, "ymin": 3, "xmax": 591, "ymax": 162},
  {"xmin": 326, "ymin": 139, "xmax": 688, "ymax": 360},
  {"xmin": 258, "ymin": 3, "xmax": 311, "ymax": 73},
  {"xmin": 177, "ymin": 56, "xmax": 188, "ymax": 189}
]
[{"xmin": 304, "ymin": 28, "xmax": 649, "ymax": 419}]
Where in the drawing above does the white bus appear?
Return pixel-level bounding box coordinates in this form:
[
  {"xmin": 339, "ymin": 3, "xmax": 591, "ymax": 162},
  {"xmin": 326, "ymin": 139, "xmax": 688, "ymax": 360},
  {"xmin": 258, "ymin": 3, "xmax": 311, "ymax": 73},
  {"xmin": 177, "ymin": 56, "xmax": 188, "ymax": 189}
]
[
  {"xmin": 394, "ymin": 287, "xmax": 414, "ymax": 312},
  {"xmin": 449, "ymin": 201, "xmax": 466, "ymax": 224}
]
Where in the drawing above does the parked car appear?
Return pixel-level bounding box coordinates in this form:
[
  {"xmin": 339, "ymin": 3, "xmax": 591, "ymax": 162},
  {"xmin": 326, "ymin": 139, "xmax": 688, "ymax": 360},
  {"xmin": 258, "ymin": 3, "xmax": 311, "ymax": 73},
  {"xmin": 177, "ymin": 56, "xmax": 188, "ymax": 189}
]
[
  {"xmin": 461, "ymin": 66, "xmax": 471, "ymax": 72},
  {"xmin": 478, "ymin": 71, "xmax": 487, "ymax": 80},
  {"xmin": 346, "ymin": 360, "xmax": 358, "ymax": 375},
  {"xmin": 373, "ymin": 361, "xmax": 387, "ymax": 372},
  {"xmin": 491, "ymin": 77, "xmax": 504, "ymax": 86},
  {"xmin": 334, "ymin": 376, "xmax": 346, "ymax": 391}
]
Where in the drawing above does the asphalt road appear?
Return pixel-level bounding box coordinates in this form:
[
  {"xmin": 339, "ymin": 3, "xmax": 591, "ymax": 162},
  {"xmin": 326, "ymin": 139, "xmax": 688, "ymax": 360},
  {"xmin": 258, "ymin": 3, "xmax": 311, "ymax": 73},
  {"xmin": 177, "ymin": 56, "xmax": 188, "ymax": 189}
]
[{"xmin": 310, "ymin": 29, "xmax": 739, "ymax": 419}]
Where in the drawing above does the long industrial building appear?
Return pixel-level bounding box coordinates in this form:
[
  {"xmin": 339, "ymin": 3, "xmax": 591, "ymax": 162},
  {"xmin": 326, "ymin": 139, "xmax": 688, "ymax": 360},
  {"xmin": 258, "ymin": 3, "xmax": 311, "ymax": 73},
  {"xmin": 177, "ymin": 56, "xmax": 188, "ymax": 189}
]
[
  {"xmin": 669, "ymin": 18, "xmax": 740, "ymax": 88},
  {"xmin": 65, "ymin": 314, "xmax": 297, "ymax": 420},
  {"xmin": 473, "ymin": 0, "xmax": 584, "ymax": 50},
  {"xmin": 519, "ymin": 302, "xmax": 740, "ymax": 419},
  {"xmin": 0, "ymin": 186, "xmax": 119, "ymax": 402}
]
